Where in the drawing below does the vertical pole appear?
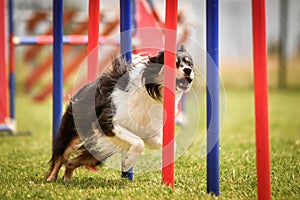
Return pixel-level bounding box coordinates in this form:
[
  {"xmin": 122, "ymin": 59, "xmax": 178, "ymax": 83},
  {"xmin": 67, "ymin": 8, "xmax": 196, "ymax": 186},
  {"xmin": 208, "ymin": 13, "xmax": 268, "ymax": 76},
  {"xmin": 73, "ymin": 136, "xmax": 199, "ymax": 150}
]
[
  {"xmin": 162, "ymin": 0, "xmax": 178, "ymax": 188},
  {"xmin": 206, "ymin": 0, "xmax": 219, "ymax": 196},
  {"xmin": 278, "ymin": 0, "xmax": 289, "ymax": 88},
  {"xmin": 120, "ymin": 0, "xmax": 133, "ymax": 181},
  {"xmin": 252, "ymin": 0, "xmax": 271, "ymax": 199},
  {"xmin": 88, "ymin": 0, "xmax": 100, "ymax": 82},
  {"xmin": 9, "ymin": 0, "xmax": 15, "ymax": 119},
  {"xmin": 52, "ymin": 0, "xmax": 64, "ymax": 148},
  {"xmin": 120, "ymin": 0, "xmax": 132, "ymax": 61},
  {"xmin": 0, "ymin": 0, "xmax": 8, "ymax": 124}
]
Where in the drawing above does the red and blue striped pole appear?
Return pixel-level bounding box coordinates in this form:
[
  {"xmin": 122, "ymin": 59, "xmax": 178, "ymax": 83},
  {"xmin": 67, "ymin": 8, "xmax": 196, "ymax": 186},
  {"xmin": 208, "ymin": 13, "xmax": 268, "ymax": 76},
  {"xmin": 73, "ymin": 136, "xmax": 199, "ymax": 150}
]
[
  {"xmin": 206, "ymin": 0, "xmax": 219, "ymax": 196},
  {"xmin": 162, "ymin": 0, "xmax": 178, "ymax": 188},
  {"xmin": 0, "ymin": 0, "xmax": 8, "ymax": 127},
  {"xmin": 8, "ymin": 0, "xmax": 15, "ymax": 120},
  {"xmin": 120, "ymin": 0, "xmax": 133, "ymax": 181},
  {"xmin": 12, "ymin": 35, "xmax": 114, "ymax": 45},
  {"xmin": 52, "ymin": 0, "xmax": 64, "ymax": 148},
  {"xmin": 252, "ymin": 0, "xmax": 271, "ymax": 199}
]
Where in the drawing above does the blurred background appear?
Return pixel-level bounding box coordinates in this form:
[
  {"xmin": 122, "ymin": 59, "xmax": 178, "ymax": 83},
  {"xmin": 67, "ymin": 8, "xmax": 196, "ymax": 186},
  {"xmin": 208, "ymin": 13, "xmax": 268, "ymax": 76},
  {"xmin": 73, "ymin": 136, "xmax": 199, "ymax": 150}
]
[{"xmin": 11, "ymin": 0, "xmax": 300, "ymax": 94}]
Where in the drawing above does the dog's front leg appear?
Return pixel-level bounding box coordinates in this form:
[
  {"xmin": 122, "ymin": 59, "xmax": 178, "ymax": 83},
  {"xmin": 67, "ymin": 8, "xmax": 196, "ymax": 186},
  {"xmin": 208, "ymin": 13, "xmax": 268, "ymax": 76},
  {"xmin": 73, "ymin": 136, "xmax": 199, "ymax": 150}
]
[
  {"xmin": 111, "ymin": 123, "xmax": 144, "ymax": 172},
  {"xmin": 144, "ymin": 134, "xmax": 162, "ymax": 150}
]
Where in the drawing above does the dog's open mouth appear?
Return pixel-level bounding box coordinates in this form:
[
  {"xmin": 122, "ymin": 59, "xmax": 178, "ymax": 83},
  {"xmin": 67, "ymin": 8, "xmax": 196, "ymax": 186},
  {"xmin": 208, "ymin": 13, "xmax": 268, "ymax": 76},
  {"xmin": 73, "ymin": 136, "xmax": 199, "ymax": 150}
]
[{"xmin": 176, "ymin": 77, "xmax": 193, "ymax": 91}]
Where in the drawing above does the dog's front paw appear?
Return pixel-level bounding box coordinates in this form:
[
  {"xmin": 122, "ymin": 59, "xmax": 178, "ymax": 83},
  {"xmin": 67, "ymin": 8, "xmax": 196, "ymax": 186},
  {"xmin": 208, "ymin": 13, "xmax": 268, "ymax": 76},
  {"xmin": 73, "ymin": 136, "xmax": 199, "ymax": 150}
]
[
  {"xmin": 121, "ymin": 154, "xmax": 136, "ymax": 172},
  {"xmin": 121, "ymin": 151, "xmax": 143, "ymax": 172}
]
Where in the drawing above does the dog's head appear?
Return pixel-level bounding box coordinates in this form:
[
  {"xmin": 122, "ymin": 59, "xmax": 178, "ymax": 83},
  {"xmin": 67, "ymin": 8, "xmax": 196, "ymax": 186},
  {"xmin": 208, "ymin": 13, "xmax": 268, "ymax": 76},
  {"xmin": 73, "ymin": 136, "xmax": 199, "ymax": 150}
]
[
  {"xmin": 175, "ymin": 45, "xmax": 194, "ymax": 92},
  {"xmin": 144, "ymin": 45, "xmax": 194, "ymax": 100}
]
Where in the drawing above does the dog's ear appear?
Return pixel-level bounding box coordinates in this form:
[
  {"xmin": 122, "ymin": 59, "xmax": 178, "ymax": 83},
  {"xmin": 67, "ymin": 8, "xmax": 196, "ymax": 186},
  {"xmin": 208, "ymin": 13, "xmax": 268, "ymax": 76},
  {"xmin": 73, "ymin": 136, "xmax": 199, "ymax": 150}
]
[
  {"xmin": 149, "ymin": 50, "xmax": 164, "ymax": 64},
  {"xmin": 178, "ymin": 44, "xmax": 187, "ymax": 52}
]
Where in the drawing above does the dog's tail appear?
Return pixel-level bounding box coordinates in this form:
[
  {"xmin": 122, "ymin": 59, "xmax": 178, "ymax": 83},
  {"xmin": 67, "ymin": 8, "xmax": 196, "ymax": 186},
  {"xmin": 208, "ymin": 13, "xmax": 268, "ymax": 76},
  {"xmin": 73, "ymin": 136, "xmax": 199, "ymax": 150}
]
[{"xmin": 46, "ymin": 104, "xmax": 79, "ymax": 181}]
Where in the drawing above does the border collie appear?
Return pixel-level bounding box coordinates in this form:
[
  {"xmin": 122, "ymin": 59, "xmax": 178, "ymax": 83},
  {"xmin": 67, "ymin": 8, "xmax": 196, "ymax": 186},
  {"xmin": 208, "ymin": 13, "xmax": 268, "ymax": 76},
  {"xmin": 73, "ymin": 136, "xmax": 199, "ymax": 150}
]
[{"xmin": 46, "ymin": 45, "xmax": 194, "ymax": 181}]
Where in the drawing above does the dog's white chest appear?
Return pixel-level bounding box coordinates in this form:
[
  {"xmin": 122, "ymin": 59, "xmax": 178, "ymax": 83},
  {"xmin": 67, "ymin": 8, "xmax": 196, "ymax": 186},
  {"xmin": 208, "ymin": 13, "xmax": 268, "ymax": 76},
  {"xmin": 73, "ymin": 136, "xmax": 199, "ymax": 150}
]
[{"xmin": 112, "ymin": 87, "xmax": 163, "ymax": 139}]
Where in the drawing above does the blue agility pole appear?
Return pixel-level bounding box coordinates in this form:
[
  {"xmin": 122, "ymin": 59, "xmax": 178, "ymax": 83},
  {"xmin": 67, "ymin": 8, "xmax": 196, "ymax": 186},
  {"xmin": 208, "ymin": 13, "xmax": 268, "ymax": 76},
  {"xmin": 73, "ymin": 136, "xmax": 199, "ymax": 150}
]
[
  {"xmin": 120, "ymin": 0, "xmax": 132, "ymax": 62},
  {"xmin": 8, "ymin": 0, "xmax": 15, "ymax": 121},
  {"xmin": 52, "ymin": 0, "xmax": 64, "ymax": 149},
  {"xmin": 120, "ymin": 0, "xmax": 133, "ymax": 180},
  {"xmin": 206, "ymin": 0, "xmax": 219, "ymax": 196}
]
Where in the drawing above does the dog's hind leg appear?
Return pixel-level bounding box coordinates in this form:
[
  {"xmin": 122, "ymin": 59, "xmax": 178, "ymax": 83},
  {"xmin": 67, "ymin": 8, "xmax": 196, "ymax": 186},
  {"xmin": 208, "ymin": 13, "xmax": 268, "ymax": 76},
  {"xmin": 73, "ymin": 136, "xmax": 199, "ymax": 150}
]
[
  {"xmin": 63, "ymin": 150, "xmax": 98, "ymax": 181},
  {"xmin": 46, "ymin": 137, "xmax": 81, "ymax": 181},
  {"xmin": 46, "ymin": 156, "xmax": 64, "ymax": 181},
  {"xmin": 46, "ymin": 107, "xmax": 80, "ymax": 181},
  {"xmin": 109, "ymin": 124, "xmax": 145, "ymax": 172}
]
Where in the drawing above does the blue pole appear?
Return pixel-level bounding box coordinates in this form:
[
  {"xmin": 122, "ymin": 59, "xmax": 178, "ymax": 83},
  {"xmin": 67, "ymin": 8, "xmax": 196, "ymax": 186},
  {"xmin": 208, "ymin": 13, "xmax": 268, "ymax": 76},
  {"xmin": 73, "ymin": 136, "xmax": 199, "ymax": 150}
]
[
  {"xmin": 120, "ymin": 0, "xmax": 132, "ymax": 61},
  {"xmin": 8, "ymin": 0, "xmax": 15, "ymax": 120},
  {"xmin": 120, "ymin": 0, "xmax": 133, "ymax": 181},
  {"xmin": 132, "ymin": 0, "xmax": 137, "ymax": 35},
  {"xmin": 206, "ymin": 0, "xmax": 219, "ymax": 196},
  {"xmin": 52, "ymin": 0, "xmax": 63, "ymax": 149}
]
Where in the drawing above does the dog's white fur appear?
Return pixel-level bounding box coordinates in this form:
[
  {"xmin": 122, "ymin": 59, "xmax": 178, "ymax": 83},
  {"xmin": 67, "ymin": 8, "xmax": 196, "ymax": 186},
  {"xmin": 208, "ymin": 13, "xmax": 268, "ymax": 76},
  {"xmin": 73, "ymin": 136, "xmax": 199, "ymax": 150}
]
[{"xmin": 79, "ymin": 55, "xmax": 185, "ymax": 172}]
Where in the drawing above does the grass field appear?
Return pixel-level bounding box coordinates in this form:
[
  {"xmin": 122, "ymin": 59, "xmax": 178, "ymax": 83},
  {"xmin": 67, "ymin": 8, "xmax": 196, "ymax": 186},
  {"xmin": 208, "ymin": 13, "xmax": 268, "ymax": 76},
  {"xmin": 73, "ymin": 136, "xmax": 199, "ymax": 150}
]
[{"xmin": 0, "ymin": 57, "xmax": 300, "ymax": 199}]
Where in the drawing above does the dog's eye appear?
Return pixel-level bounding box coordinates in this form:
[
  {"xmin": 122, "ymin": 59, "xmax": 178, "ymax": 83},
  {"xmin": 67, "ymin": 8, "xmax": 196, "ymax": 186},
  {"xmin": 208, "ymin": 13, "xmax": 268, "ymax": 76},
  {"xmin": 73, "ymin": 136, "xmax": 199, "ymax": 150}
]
[
  {"xmin": 183, "ymin": 57, "xmax": 193, "ymax": 66},
  {"xmin": 185, "ymin": 60, "xmax": 193, "ymax": 67}
]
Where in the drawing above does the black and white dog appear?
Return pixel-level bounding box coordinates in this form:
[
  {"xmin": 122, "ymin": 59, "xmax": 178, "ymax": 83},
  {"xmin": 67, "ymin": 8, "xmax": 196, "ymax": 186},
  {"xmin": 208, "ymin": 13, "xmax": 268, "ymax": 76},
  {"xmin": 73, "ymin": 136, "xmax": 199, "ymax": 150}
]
[{"xmin": 46, "ymin": 45, "xmax": 194, "ymax": 181}]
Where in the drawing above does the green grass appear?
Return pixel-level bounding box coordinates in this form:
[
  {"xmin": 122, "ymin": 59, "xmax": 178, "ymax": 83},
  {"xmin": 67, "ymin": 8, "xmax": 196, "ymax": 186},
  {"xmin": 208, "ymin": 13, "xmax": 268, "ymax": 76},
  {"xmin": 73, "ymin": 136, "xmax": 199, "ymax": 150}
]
[{"xmin": 1, "ymin": 60, "xmax": 300, "ymax": 199}]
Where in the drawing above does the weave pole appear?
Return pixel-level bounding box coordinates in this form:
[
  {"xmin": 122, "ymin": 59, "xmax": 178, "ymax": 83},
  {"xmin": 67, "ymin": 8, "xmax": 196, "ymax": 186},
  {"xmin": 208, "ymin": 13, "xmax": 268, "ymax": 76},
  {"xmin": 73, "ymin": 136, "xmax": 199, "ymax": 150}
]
[
  {"xmin": 0, "ymin": 0, "xmax": 8, "ymax": 126},
  {"xmin": 120, "ymin": 0, "xmax": 133, "ymax": 180},
  {"xmin": 52, "ymin": 0, "xmax": 64, "ymax": 148},
  {"xmin": 206, "ymin": 0, "xmax": 220, "ymax": 196},
  {"xmin": 9, "ymin": 0, "xmax": 15, "ymax": 120},
  {"xmin": 162, "ymin": 0, "xmax": 178, "ymax": 188},
  {"xmin": 88, "ymin": 0, "xmax": 100, "ymax": 82},
  {"xmin": 120, "ymin": 0, "xmax": 133, "ymax": 62},
  {"xmin": 252, "ymin": 0, "xmax": 271, "ymax": 199}
]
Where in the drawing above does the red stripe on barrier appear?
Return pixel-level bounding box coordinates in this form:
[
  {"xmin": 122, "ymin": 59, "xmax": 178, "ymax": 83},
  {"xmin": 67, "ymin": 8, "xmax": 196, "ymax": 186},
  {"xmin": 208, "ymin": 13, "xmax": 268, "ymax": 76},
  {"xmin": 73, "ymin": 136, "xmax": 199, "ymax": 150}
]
[
  {"xmin": 36, "ymin": 35, "xmax": 53, "ymax": 44},
  {"xmin": 67, "ymin": 35, "xmax": 87, "ymax": 44}
]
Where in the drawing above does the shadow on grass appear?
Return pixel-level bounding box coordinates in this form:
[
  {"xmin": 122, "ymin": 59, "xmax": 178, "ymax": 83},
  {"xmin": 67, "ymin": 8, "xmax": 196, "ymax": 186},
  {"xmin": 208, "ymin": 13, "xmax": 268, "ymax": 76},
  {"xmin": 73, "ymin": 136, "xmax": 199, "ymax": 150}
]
[
  {"xmin": 269, "ymin": 84, "xmax": 300, "ymax": 92},
  {"xmin": 42, "ymin": 176, "xmax": 129, "ymax": 190},
  {"xmin": 0, "ymin": 131, "xmax": 32, "ymax": 137}
]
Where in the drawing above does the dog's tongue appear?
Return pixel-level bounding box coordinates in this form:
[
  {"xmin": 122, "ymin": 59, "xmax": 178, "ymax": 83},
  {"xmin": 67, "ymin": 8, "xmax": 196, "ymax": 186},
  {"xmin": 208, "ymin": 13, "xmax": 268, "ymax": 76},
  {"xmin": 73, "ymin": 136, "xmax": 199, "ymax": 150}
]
[{"xmin": 85, "ymin": 165, "xmax": 97, "ymax": 173}]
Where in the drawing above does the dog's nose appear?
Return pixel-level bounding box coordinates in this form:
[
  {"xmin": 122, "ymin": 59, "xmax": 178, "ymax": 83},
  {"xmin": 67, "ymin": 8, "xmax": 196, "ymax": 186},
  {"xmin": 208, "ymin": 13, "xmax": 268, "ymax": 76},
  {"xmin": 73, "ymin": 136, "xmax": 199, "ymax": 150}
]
[{"xmin": 183, "ymin": 67, "xmax": 192, "ymax": 76}]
